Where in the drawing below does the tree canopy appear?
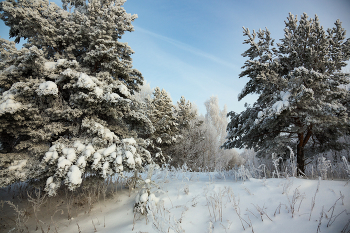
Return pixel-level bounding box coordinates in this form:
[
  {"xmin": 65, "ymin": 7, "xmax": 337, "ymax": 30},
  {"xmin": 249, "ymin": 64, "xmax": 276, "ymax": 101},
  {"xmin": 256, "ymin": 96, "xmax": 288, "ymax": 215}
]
[
  {"xmin": 0, "ymin": 0, "xmax": 163, "ymax": 194},
  {"xmin": 223, "ymin": 13, "xmax": 350, "ymax": 174}
]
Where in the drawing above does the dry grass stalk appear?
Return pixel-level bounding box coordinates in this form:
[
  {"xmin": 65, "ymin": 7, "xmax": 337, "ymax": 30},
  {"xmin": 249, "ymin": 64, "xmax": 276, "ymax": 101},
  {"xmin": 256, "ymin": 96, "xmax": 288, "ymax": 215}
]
[{"xmin": 309, "ymin": 177, "xmax": 321, "ymax": 221}]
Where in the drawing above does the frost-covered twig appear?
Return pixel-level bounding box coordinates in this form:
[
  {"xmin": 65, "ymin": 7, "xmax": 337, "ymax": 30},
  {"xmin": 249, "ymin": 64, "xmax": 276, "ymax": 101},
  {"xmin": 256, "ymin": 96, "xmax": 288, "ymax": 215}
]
[
  {"xmin": 342, "ymin": 156, "xmax": 350, "ymax": 182},
  {"xmin": 251, "ymin": 204, "xmax": 273, "ymax": 222},
  {"xmin": 316, "ymin": 206, "xmax": 324, "ymax": 233},
  {"xmin": 318, "ymin": 156, "xmax": 331, "ymax": 180},
  {"xmin": 147, "ymin": 200, "xmax": 185, "ymax": 233},
  {"xmin": 341, "ymin": 219, "xmax": 350, "ymax": 233},
  {"xmin": 227, "ymin": 188, "xmax": 251, "ymax": 230},
  {"xmin": 206, "ymin": 188, "xmax": 225, "ymax": 222},
  {"xmin": 5, "ymin": 201, "xmax": 29, "ymax": 232},
  {"xmin": 27, "ymin": 188, "xmax": 47, "ymax": 230},
  {"xmin": 274, "ymin": 202, "xmax": 288, "ymax": 216},
  {"xmin": 309, "ymin": 177, "xmax": 320, "ymax": 221},
  {"xmin": 272, "ymin": 153, "xmax": 282, "ymax": 178},
  {"xmin": 287, "ymin": 146, "xmax": 297, "ymax": 177},
  {"xmin": 235, "ymin": 165, "xmax": 251, "ymax": 181},
  {"xmin": 287, "ymin": 187, "xmax": 305, "ymax": 218},
  {"xmin": 282, "ymin": 178, "xmax": 293, "ymax": 195},
  {"xmin": 326, "ymin": 195, "xmax": 347, "ymax": 227}
]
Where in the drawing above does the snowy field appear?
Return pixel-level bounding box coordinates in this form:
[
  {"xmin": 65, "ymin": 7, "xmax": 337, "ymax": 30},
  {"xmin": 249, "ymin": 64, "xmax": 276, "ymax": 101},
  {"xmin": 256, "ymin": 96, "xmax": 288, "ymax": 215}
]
[{"xmin": 3, "ymin": 169, "xmax": 346, "ymax": 233}]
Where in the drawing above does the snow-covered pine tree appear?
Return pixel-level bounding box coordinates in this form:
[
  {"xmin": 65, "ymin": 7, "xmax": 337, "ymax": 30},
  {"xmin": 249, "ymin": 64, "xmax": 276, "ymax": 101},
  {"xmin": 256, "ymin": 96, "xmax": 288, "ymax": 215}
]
[
  {"xmin": 223, "ymin": 13, "xmax": 350, "ymax": 174},
  {"xmin": 176, "ymin": 96, "xmax": 197, "ymax": 131},
  {"xmin": 146, "ymin": 87, "xmax": 178, "ymax": 163},
  {"xmin": 168, "ymin": 96, "xmax": 204, "ymax": 169},
  {"xmin": 0, "ymin": 0, "xmax": 161, "ymax": 194}
]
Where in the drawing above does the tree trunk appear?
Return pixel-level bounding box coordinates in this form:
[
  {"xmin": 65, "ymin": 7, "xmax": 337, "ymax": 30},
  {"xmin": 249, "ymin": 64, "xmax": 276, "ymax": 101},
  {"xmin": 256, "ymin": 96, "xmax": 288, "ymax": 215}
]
[
  {"xmin": 297, "ymin": 130, "xmax": 312, "ymax": 175},
  {"xmin": 295, "ymin": 122, "xmax": 313, "ymax": 176},
  {"xmin": 297, "ymin": 139, "xmax": 305, "ymax": 175}
]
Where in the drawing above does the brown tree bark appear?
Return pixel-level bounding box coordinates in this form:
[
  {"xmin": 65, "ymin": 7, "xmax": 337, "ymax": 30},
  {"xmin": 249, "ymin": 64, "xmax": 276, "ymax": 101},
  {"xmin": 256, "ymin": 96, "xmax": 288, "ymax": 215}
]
[
  {"xmin": 296, "ymin": 124, "xmax": 313, "ymax": 175},
  {"xmin": 297, "ymin": 134, "xmax": 305, "ymax": 175}
]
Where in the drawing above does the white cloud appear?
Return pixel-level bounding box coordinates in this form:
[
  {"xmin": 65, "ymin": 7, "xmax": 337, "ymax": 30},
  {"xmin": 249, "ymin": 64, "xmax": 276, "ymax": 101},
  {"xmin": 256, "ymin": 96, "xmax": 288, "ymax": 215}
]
[{"xmin": 135, "ymin": 26, "xmax": 238, "ymax": 71}]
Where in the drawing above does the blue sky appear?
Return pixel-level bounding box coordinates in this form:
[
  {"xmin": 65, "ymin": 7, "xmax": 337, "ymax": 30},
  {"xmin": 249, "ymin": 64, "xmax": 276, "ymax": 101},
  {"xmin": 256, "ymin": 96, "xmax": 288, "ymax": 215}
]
[{"xmin": 1, "ymin": 0, "xmax": 349, "ymax": 115}]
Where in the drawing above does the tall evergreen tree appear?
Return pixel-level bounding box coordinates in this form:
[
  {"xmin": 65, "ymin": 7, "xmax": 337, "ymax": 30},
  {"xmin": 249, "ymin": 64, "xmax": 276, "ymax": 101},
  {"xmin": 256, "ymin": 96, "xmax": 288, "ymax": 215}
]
[
  {"xmin": 223, "ymin": 13, "xmax": 350, "ymax": 174},
  {"xmin": 168, "ymin": 96, "xmax": 204, "ymax": 169},
  {"xmin": 175, "ymin": 96, "xmax": 197, "ymax": 131},
  {"xmin": 0, "ymin": 0, "xmax": 160, "ymax": 194},
  {"xmin": 146, "ymin": 87, "xmax": 178, "ymax": 163}
]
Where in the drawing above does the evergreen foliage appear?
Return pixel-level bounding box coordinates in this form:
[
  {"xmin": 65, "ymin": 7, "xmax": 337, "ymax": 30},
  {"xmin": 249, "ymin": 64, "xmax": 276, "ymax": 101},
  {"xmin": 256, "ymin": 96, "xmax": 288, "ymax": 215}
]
[
  {"xmin": 223, "ymin": 13, "xmax": 350, "ymax": 174},
  {"xmin": 168, "ymin": 96, "xmax": 241, "ymax": 171},
  {"xmin": 176, "ymin": 96, "xmax": 197, "ymax": 131},
  {"xmin": 0, "ymin": 0, "xmax": 162, "ymax": 194},
  {"xmin": 145, "ymin": 87, "xmax": 178, "ymax": 164},
  {"xmin": 168, "ymin": 96, "xmax": 204, "ymax": 169}
]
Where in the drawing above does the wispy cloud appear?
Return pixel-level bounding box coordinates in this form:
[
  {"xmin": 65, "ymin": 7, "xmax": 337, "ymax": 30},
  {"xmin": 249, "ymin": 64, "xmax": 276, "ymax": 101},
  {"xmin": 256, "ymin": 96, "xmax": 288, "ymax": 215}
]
[{"xmin": 135, "ymin": 26, "xmax": 238, "ymax": 70}]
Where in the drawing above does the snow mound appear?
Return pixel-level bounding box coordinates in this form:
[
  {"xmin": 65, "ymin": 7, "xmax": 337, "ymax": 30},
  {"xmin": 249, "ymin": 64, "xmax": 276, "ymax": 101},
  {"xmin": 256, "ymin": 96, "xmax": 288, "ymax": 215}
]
[
  {"xmin": 94, "ymin": 86, "xmax": 104, "ymax": 97},
  {"xmin": 67, "ymin": 165, "xmax": 82, "ymax": 186},
  {"xmin": 77, "ymin": 73, "xmax": 96, "ymax": 89},
  {"xmin": 44, "ymin": 59, "xmax": 67, "ymax": 70},
  {"xmin": 272, "ymin": 91, "xmax": 290, "ymax": 114},
  {"xmin": 125, "ymin": 151, "xmax": 135, "ymax": 168},
  {"xmin": 57, "ymin": 156, "xmax": 72, "ymax": 169},
  {"xmin": 0, "ymin": 98, "xmax": 22, "ymax": 115},
  {"xmin": 36, "ymin": 81, "xmax": 58, "ymax": 96},
  {"xmin": 117, "ymin": 84, "xmax": 130, "ymax": 96},
  {"xmin": 103, "ymin": 144, "xmax": 116, "ymax": 156},
  {"xmin": 8, "ymin": 160, "xmax": 27, "ymax": 171},
  {"xmin": 104, "ymin": 92, "xmax": 120, "ymax": 102},
  {"xmin": 0, "ymin": 89, "xmax": 23, "ymax": 115},
  {"xmin": 122, "ymin": 138, "xmax": 136, "ymax": 145}
]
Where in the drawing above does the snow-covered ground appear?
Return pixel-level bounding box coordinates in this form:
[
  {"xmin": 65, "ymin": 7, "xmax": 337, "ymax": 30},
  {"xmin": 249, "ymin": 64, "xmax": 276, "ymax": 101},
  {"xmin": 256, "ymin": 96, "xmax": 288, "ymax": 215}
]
[{"xmin": 43, "ymin": 169, "xmax": 350, "ymax": 233}]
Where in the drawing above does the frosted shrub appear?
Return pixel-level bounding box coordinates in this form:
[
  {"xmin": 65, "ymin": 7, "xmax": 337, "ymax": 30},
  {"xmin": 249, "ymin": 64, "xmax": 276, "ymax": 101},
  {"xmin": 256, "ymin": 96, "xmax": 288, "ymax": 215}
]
[
  {"xmin": 342, "ymin": 156, "xmax": 350, "ymax": 180},
  {"xmin": 272, "ymin": 153, "xmax": 282, "ymax": 178},
  {"xmin": 235, "ymin": 165, "xmax": 251, "ymax": 181},
  {"xmin": 41, "ymin": 134, "xmax": 151, "ymax": 196},
  {"xmin": 317, "ymin": 156, "xmax": 331, "ymax": 180},
  {"xmin": 287, "ymin": 146, "xmax": 297, "ymax": 177},
  {"xmin": 134, "ymin": 188, "xmax": 159, "ymax": 215},
  {"xmin": 134, "ymin": 177, "xmax": 160, "ymax": 216}
]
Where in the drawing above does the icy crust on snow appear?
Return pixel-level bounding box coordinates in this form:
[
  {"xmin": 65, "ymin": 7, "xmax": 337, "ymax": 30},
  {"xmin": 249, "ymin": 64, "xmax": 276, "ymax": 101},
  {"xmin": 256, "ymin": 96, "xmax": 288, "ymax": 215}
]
[
  {"xmin": 0, "ymin": 89, "xmax": 22, "ymax": 115},
  {"xmin": 42, "ymin": 137, "xmax": 147, "ymax": 196}
]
